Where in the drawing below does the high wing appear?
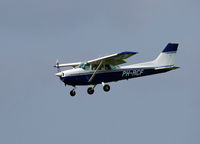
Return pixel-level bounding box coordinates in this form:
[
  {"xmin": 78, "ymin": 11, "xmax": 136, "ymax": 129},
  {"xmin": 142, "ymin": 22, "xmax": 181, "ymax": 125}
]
[
  {"xmin": 87, "ymin": 51, "xmax": 138, "ymax": 65},
  {"xmin": 87, "ymin": 51, "xmax": 138, "ymax": 82},
  {"xmin": 54, "ymin": 51, "xmax": 138, "ymax": 68}
]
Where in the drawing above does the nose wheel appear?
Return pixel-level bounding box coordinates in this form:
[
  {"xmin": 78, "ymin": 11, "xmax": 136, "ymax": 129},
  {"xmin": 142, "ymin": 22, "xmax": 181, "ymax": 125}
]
[{"xmin": 70, "ymin": 89, "xmax": 76, "ymax": 96}]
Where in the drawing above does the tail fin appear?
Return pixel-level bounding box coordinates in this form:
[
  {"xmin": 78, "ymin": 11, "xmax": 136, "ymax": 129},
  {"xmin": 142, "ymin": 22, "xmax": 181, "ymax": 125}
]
[{"xmin": 153, "ymin": 43, "xmax": 178, "ymax": 66}]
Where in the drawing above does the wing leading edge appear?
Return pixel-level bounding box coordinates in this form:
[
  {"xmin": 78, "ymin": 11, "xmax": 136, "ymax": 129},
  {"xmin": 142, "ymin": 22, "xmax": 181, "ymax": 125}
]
[
  {"xmin": 54, "ymin": 51, "xmax": 138, "ymax": 68},
  {"xmin": 88, "ymin": 51, "xmax": 138, "ymax": 65}
]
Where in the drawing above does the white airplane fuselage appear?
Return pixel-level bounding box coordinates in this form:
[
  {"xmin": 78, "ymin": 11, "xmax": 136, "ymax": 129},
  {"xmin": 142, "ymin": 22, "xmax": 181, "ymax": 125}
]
[{"xmin": 57, "ymin": 64, "xmax": 178, "ymax": 86}]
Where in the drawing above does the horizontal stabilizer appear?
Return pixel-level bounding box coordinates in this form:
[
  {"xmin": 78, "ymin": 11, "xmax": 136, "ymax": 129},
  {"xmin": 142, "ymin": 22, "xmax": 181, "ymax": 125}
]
[{"xmin": 155, "ymin": 66, "xmax": 180, "ymax": 70}]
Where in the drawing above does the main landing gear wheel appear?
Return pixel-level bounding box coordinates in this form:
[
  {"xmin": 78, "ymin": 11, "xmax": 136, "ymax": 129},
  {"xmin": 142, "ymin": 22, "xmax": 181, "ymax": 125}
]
[
  {"xmin": 87, "ymin": 87, "xmax": 94, "ymax": 95},
  {"xmin": 70, "ymin": 89, "xmax": 76, "ymax": 96},
  {"xmin": 103, "ymin": 84, "xmax": 110, "ymax": 92}
]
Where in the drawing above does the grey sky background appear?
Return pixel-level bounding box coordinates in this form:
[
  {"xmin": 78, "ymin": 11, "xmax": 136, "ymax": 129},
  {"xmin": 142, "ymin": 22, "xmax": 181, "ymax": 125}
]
[{"xmin": 0, "ymin": 0, "xmax": 199, "ymax": 144}]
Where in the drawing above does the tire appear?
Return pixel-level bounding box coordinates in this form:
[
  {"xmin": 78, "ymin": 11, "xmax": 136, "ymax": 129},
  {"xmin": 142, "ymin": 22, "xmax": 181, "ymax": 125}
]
[
  {"xmin": 87, "ymin": 87, "xmax": 94, "ymax": 95},
  {"xmin": 70, "ymin": 90, "xmax": 76, "ymax": 96},
  {"xmin": 103, "ymin": 84, "xmax": 110, "ymax": 92}
]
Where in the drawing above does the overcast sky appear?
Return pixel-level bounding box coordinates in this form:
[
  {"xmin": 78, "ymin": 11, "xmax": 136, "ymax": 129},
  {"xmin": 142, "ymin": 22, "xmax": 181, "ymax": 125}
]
[{"xmin": 0, "ymin": 0, "xmax": 199, "ymax": 144}]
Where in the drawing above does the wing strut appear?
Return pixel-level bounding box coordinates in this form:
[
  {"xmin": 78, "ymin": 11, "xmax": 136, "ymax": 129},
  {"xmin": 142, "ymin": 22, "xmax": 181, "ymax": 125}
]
[{"xmin": 88, "ymin": 61, "xmax": 103, "ymax": 83}]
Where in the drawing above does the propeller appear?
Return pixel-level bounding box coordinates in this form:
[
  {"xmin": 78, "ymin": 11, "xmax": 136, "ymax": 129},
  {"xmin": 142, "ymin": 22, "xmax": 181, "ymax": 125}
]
[
  {"xmin": 55, "ymin": 59, "xmax": 61, "ymax": 72},
  {"xmin": 54, "ymin": 60, "xmax": 66, "ymax": 86},
  {"xmin": 54, "ymin": 59, "xmax": 65, "ymax": 78}
]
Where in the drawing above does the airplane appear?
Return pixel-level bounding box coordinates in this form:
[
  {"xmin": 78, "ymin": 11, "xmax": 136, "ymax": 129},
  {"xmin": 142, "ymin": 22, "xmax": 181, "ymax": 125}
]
[{"xmin": 54, "ymin": 43, "xmax": 179, "ymax": 96}]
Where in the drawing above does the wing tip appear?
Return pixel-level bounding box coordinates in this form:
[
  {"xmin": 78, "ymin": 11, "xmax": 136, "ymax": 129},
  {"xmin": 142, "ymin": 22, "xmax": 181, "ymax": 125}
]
[{"xmin": 118, "ymin": 51, "xmax": 138, "ymax": 55}]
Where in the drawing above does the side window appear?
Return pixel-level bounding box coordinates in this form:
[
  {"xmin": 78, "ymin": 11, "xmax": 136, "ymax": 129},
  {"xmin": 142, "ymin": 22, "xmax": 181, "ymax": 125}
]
[
  {"xmin": 105, "ymin": 64, "xmax": 111, "ymax": 70},
  {"xmin": 109, "ymin": 64, "xmax": 116, "ymax": 70},
  {"xmin": 91, "ymin": 64, "xmax": 97, "ymax": 70},
  {"xmin": 84, "ymin": 64, "xmax": 90, "ymax": 70},
  {"xmin": 91, "ymin": 64, "xmax": 105, "ymax": 70},
  {"xmin": 105, "ymin": 64, "xmax": 116, "ymax": 70},
  {"xmin": 100, "ymin": 65, "xmax": 104, "ymax": 70}
]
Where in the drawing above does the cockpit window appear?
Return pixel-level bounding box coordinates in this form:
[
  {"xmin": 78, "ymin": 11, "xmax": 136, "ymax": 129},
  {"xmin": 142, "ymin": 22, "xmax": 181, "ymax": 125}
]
[
  {"xmin": 78, "ymin": 62, "xmax": 116, "ymax": 71},
  {"xmin": 105, "ymin": 64, "xmax": 116, "ymax": 70},
  {"xmin": 84, "ymin": 64, "xmax": 90, "ymax": 70},
  {"xmin": 78, "ymin": 62, "xmax": 90, "ymax": 70},
  {"xmin": 91, "ymin": 64, "xmax": 97, "ymax": 70},
  {"xmin": 109, "ymin": 64, "xmax": 116, "ymax": 70}
]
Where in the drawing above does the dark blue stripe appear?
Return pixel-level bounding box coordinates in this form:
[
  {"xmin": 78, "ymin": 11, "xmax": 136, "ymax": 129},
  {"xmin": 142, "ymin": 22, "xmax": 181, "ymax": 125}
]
[
  {"xmin": 118, "ymin": 51, "xmax": 138, "ymax": 55},
  {"xmin": 162, "ymin": 43, "xmax": 178, "ymax": 52}
]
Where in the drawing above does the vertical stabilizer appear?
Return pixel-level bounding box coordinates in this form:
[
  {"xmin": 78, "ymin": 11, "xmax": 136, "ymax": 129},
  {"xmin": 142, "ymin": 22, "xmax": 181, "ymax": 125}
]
[{"xmin": 153, "ymin": 43, "xmax": 178, "ymax": 66}]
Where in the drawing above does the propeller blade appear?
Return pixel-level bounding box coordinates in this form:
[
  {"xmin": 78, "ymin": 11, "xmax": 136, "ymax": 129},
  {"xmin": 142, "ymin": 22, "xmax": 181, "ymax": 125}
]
[{"xmin": 55, "ymin": 59, "xmax": 61, "ymax": 72}]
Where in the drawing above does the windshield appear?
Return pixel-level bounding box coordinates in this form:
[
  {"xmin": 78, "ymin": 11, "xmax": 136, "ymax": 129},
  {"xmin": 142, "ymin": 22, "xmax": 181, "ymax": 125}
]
[
  {"xmin": 78, "ymin": 62, "xmax": 90, "ymax": 70},
  {"xmin": 78, "ymin": 62, "xmax": 117, "ymax": 71}
]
